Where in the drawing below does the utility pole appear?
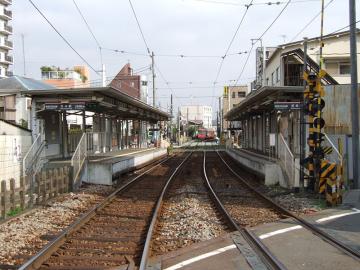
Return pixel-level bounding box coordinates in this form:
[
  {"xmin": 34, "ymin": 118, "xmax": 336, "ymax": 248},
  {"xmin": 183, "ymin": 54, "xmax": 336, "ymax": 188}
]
[
  {"xmin": 349, "ymin": 0, "xmax": 360, "ymax": 189},
  {"xmin": 21, "ymin": 34, "xmax": 26, "ymax": 76},
  {"xmin": 170, "ymin": 94, "xmax": 173, "ymax": 140},
  {"xmin": 300, "ymin": 37, "xmax": 308, "ymax": 191},
  {"xmin": 102, "ymin": 64, "xmax": 106, "ymax": 87},
  {"xmin": 151, "ymin": 52, "xmax": 156, "ymax": 107}
]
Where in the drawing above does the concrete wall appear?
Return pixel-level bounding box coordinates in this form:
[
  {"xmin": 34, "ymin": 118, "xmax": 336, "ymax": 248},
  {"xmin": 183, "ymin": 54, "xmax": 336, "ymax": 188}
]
[
  {"xmin": 0, "ymin": 121, "xmax": 31, "ymax": 187},
  {"xmin": 82, "ymin": 149, "xmax": 167, "ymax": 185},
  {"xmin": 226, "ymin": 148, "xmax": 288, "ymax": 188}
]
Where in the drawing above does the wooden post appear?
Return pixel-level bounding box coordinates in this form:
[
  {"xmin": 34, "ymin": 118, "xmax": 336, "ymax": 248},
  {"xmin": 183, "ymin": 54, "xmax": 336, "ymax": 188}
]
[
  {"xmin": 9, "ymin": 179, "xmax": 15, "ymax": 211},
  {"xmin": 41, "ymin": 170, "xmax": 46, "ymax": 203},
  {"xmin": 35, "ymin": 173, "xmax": 41, "ymax": 205},
  {"xmin": 1, "ymin": 180, "xmax": 6, "ymax": 218},
  {"xmin": 20, "ymin": 176, "xmax": 25, "ymax": 210},
  {"xmin": 54, "ymin": 168, "xmax": 59, "ymax": 196},
  {"xmin": 48, "ymin": 169, "xmax": 53, "ymax": 199}
]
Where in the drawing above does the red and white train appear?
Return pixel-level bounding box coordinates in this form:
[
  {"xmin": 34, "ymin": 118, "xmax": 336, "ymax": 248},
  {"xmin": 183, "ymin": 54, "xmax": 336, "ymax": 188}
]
[{"xmin": 196, "ymin": 127, "xmax": 216, "ymax": 141}]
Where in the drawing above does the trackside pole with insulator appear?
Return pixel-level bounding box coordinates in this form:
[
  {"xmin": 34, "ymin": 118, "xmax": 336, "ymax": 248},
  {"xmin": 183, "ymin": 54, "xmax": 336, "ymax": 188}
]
[{"xmin": 349, "ymin": 0, "xmax": 360, "ymax": 190}]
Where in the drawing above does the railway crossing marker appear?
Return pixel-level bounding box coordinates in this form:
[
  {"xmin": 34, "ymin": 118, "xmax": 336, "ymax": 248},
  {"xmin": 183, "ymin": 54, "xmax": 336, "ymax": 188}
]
[{"xmin": 303, "ymin": 71, "xmax": 343, "ymax": 206}]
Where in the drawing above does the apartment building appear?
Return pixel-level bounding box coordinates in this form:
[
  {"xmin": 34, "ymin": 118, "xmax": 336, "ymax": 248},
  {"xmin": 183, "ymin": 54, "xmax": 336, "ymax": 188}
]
[
  {"xmin": 221, "ymin": 85, "xmax": 248, "ymax": 131},
  {"xmin": 41, "ymin": 65, "xmax": 90, "ymax": 88},
  {"xmin": 109, "ymin": 63, "xmax": 149, "ymax": 104},
  {"xmin": 0, "ymin": 0, "xmax": 13, "ymax": 78},
  {"xmin": 180, "ymin": 105, "xmax": 212, "ymax": 128},
  {"xmin": 254, "ymin": 30, "xmax": 360, "ymax": 89}
]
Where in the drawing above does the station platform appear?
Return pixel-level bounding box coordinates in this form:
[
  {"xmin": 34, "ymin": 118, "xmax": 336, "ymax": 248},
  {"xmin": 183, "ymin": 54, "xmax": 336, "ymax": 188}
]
[
  {"xmin": 81, "ymin": 147, "xmax": 167, "ymax": 185},
  {"xmin": 225, "ymin": 148, "xmax": 289, "ymax": 187},
  {"xmin": 148, "ymin": 205, "xmax": 360, "ymax": 270}
]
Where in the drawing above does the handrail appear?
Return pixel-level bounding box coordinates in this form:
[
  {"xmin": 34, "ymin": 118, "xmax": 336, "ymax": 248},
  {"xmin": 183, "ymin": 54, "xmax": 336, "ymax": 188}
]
[
  {"xmin": 23, "ymin": 134, "xmax": 41, "ymax": 176},
  {"xmin": 279, "ymin": 133, "xmax": 294, "ymax": 160},
  {"xmin": 324, "ymin": 133, "xmax": 343, "ymax": 165},
  {"xmin": 71, "ymin": 133, "xmax": 87, "ymax": 187}
]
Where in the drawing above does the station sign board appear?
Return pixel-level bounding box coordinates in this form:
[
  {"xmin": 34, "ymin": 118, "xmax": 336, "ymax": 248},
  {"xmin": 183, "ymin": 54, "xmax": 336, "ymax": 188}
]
[
  {"xmin": 274, "ymin": 102, "xmax": 301, "ymax": 111},
  {"xmin": 45, "ymin": 103, "xmax": 85, "ymax": 111}
]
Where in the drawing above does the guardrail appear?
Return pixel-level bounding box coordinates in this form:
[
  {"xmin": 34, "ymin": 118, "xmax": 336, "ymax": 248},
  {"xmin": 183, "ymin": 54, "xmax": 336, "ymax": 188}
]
[
  {"xmin": 278, "ymin": 134, "xmax": 298, "ymax": 186},
  {"xmin": 22, "ymin": 134, "xmax": 45, "ymax": 177},
  {"xmin": 71, "ymin": 133, "xmax": 87, "ymax": 187}
]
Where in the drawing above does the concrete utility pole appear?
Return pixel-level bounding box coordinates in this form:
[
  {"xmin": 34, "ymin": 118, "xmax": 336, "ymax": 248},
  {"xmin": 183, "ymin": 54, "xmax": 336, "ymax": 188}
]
[
  {"xmin": 300, "ymin": 37, "xmax": 308, "ymax": 190},
  {"xmin": 102, "ymin": 64, "xmax": 106, "ymax": 87},
  {"xmin": 151, "ymin": 52, "xmax": 156, "ymax": 107},
  {"xmin": 349, "ymin": 0, "xmax": 360, "ymax": 189}
]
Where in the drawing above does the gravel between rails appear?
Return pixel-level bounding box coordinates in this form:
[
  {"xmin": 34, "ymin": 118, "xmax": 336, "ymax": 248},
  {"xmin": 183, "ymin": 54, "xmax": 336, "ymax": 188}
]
[
  {"xmin": 206, "ymin": 151, "xmax": 284, "ymax": 227},
  {"xmin": 151, "ymin": 152, "xmax": 230, "ymax": 256}
]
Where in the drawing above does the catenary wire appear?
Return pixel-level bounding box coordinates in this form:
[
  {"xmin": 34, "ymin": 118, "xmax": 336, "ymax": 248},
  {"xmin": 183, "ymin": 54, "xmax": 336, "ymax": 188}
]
[
  {"xmin": 128, "ymin": 0, "xmax": 151, "ymax": 55},
  {"xmin": 27, "ymin": 0, "xmax": 101, "ymax": 75}
]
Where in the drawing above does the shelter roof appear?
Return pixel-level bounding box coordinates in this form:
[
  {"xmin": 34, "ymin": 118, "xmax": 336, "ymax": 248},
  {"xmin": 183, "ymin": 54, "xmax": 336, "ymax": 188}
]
[{"xmin": 225, "ymin": 86, "xmax": 303, "ymax": 121}]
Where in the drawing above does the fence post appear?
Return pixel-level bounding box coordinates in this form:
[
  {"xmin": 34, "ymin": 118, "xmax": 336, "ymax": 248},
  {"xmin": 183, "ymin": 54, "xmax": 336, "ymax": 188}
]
[
  {"xmin": 41, "ymin": 170, "xmax": 46, "ymax": 203},
  {"xmin": 9, "ymin": 179, "xmax": 15, "ymax": 211},
  {"xmin": 20, "ymin": 176, "xmax": 25, "ymax": 210},
  {"xmin": 55, "ymin": 168, "xmax": 60, "ymax": 195},
  {"xmin": 49, "ymin": 169, "xmax": 54, "ymax": 199},
  {"xmin": 35, "ymin": 173, "xmax": 41, "ymax": 204},
  {"xmin": 1, "ymin": 180, "xmax": 7, "ymax": 218}
]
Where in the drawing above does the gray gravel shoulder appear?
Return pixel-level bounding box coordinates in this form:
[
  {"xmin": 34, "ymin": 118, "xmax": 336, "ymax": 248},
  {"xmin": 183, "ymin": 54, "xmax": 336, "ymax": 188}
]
[{"xmin": 0, "ymin": 184, "xmax": 114, "ymax": 266}]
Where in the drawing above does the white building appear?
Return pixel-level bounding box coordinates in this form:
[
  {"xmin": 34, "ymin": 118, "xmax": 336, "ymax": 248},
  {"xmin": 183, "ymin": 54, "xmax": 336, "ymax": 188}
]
[
  {"xmin": 254, "ymin": 30, "xmax": 360, "ymax": 89},
  {"xmin": 0, "ymin": 0, "xmax": 12, "ymax": 78},
  {"xmin": 180, "ymin": 105, "xmax": 212, "ymax": 128}
]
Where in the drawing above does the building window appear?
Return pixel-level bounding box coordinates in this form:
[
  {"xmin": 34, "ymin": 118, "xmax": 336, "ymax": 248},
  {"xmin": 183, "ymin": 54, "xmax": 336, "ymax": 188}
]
[
  {"xmin": 238, "ymin": 91, "xmax": 246, "ymax": 98},
  {"xmin": 276, "ymin": 67, "xmax": 280, "ymax": 82},
  {"xmin": 141, "ymin": 81, "xmax": 147, "ymax": 86},
  {"xmin": 131, "ymin": 82, "xmax": 135, "ymax": 87},
  {"xmin": 339, "ymin": 63, "xmax": 350, "ymax": 75},
  {"xmin": 266, "ymin": 78, "xmax": 269, "ymax": 86},
  {"xmin": 271, "ymin": 72, "xmax": 274, "ymax": 86},
  {"xmin": 232, "ymin": 92, "xmax": 235, "ymax": 98}
]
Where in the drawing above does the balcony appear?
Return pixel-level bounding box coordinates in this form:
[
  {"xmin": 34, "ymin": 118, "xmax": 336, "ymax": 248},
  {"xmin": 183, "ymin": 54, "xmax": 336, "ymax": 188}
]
[
  {"xmin": 0, "ymin": 24, "xmax": 12, "ymax": 35},
  {"xmin": 0, "ymin": 0, "xmax": 12, "ymax": 6},
  {"xmin": 0, "ymin": 39, "xmax": 12, "ymax": 49},
  {"xmin": 41, "ymin": 70, "xmax": 82, "ymax": 81},
  {"xmin": 0, "ymin": 54, "xmax": 12, "ymax": 64},
  {"xmin": 0, "ymin": 8, "xmax": 12, "ymax": 20}
]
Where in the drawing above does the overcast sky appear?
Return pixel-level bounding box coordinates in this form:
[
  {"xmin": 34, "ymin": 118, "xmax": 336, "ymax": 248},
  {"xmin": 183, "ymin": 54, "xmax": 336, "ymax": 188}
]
[{"xmin": 12, "ymin": 0, "xmax": 355, "ymax": 113}]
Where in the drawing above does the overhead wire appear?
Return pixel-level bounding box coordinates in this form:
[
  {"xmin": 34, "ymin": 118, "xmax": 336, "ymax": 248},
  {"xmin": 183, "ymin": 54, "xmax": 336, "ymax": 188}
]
[
  {"xmin": 27, "ymin": 0, "xmax": 101, "ymax": 75},
  {"xmin": 290, "ymin": 0, "xmax": 335, "ymax": 42},
  {"xmin": 211, "ymin": 0, "xmax": 254, "ymax": 109},
  {"xmin": 72, "ymin": 0, "xmax": 103, "ymax": 67},
  {"xmin": 232, "ymin": 0, "xmax": 292, "ymax": 87},
  {"xmin": 128, "ymin": 0, "xmax": 151, "ymax": 55}
]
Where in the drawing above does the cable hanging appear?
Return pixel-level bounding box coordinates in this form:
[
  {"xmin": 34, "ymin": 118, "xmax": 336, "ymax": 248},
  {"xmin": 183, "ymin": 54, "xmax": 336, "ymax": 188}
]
[{"xmin": 28, "ymin": 0, "xmax": 100, "ymax": 75}]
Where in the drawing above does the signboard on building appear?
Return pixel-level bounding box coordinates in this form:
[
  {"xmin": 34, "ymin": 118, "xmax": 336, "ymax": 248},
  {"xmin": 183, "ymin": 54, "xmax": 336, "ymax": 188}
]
[
  {"xmin": 274, "ymin": 102, "xmax": 301, "ymax": 111},
  {"xmin": 45, "ymin": 103, "xmax": 85, "ymax": 111},
  {"xmin": 223, "ymin": 86, "xmax": 229, "ymax": 98}
]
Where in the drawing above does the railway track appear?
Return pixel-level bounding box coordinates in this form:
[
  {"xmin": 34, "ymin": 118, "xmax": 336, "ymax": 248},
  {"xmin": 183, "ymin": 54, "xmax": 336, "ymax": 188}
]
[
  {"xmin": 203, "ymin": 150, "xmax": 360, "ymax": 268},
  {"xmin": 19, "ymin": 153, "xmax": 191, "ymax": 270},
  {"xmin": 150, "ymin": 152, "xmax": 231, "ymax": 257}
]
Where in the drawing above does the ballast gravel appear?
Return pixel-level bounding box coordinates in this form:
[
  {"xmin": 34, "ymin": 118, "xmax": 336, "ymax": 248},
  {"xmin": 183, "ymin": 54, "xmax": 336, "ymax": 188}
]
[
  {"xmin": 0, "ymin": 185, "xmax": 114, "ymax": 266},
  {"xmin": 152, "ymin": 184, "xmax": 228, "ymax": 255}
]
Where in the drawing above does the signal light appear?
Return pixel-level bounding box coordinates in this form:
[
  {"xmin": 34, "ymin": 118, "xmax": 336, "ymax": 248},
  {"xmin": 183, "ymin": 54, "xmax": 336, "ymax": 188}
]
[{"xmin": 313, "ymin": 117, "xmax": 325, "ymax": 129}]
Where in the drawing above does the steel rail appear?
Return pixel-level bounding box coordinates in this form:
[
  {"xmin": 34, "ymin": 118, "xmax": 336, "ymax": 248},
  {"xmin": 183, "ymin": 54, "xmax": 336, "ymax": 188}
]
[
  {"xmin": 139, "ymin": 151, "xmax": 193, "ymax": 270},
  {"xmin": 19, "ymin": 155, "xmax": 177, "ymax": 270},
  {"xmin": 203, "ymin": 151, "xmax": 287, "ymax": 270},
  {"xmin": 216, "ymin": 150, "xmax": 360, "ymax": 261}
]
